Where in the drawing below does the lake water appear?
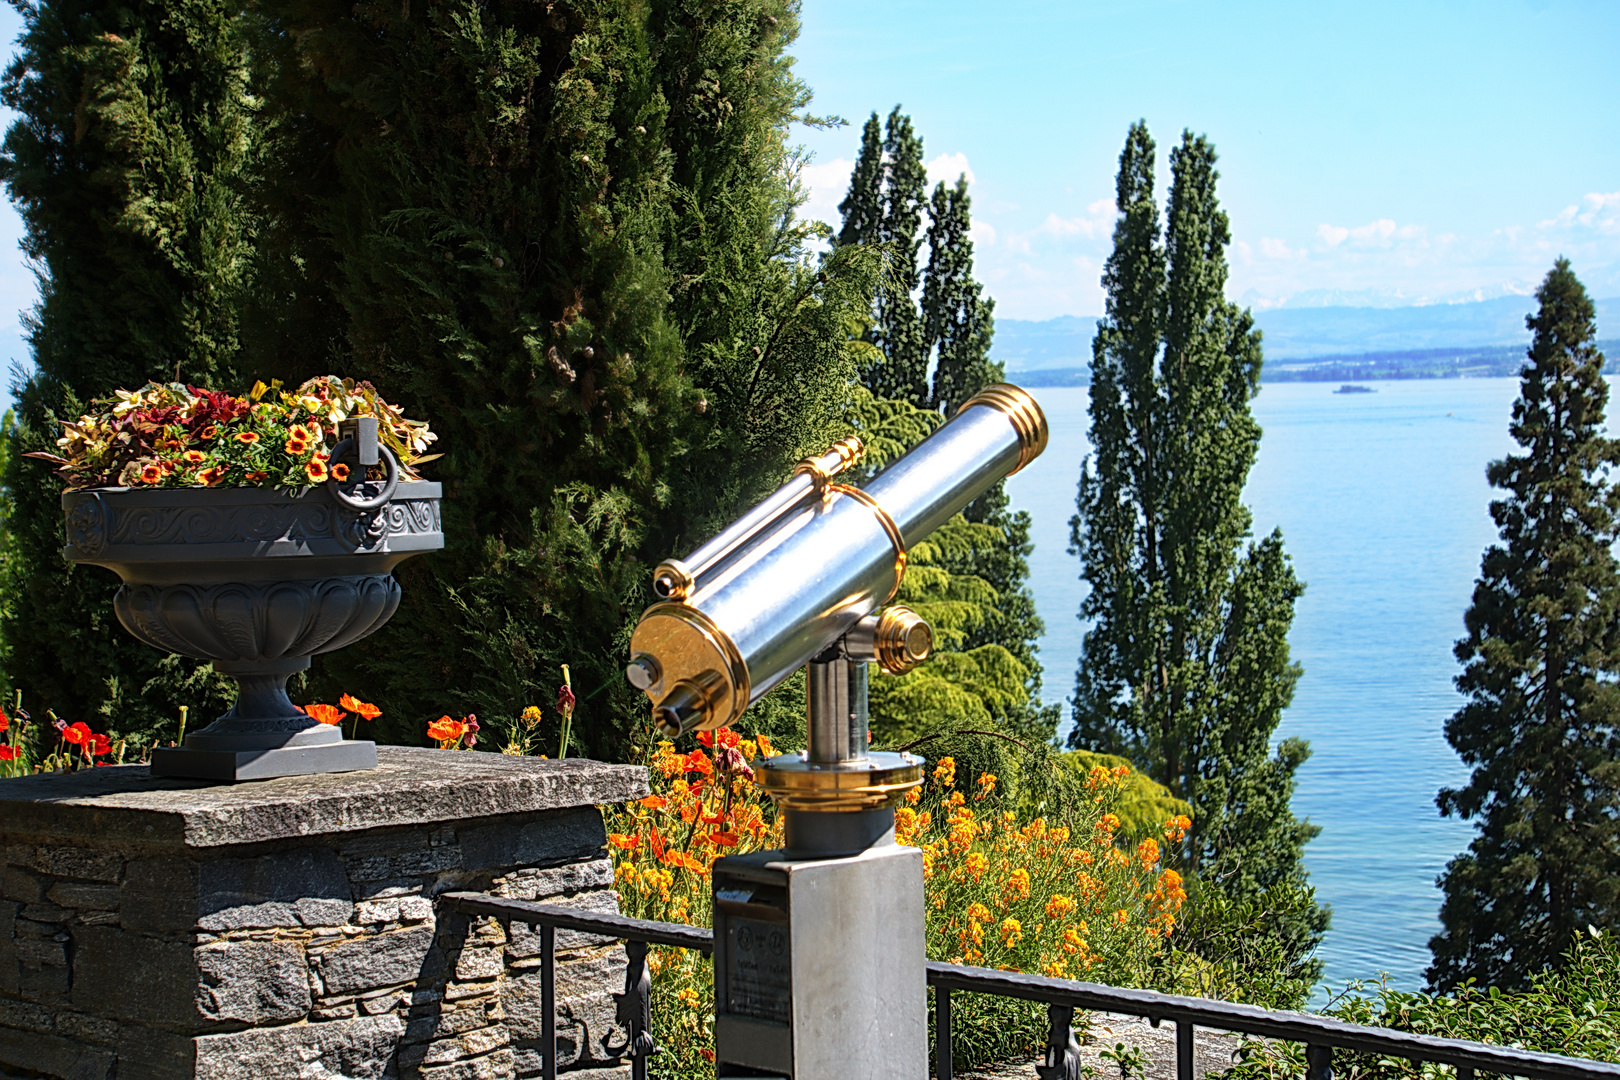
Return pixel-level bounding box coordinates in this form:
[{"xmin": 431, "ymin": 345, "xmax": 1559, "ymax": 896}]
[{"xmin": 1004, "ymin": 378, "xmax": 1531, "ymax": 994}]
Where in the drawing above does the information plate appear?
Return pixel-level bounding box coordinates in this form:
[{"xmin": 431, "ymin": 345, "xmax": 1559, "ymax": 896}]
[{"xmin": 725, "ymin": 915, "xmax": 791, "ymax": 1025}]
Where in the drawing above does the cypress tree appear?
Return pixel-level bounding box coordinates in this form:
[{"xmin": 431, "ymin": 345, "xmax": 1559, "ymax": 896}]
[
  {"xmin": 249, "ymin": 0, "xmax": 875, "ymax": 755},
  {"xmin": 1070, "ymin": 123, "xmax": 1323, "ymax": 943},
  {"xmin": 838, "ymin": 106, "xmax": 928, "ymax": 404},
  {"xmin": 837, "ymin": 112, "xmax": 883, "ymax": 249},
  {"xmin": 923, "ymin": 175, "xmax": 997, "ymax": 414},
  {"xmin": 1428, "ymin": 259, "xmax": 1620, "ymax": 991},
  {"xmin": 0, "ymin": 0, "xmax": 254, "ymax": 737}
]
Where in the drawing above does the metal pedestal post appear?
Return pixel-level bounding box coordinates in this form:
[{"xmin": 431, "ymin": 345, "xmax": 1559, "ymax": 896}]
[{"xmin": 714, "ymin": 621, "xmax": 930, "ymax": 1079}]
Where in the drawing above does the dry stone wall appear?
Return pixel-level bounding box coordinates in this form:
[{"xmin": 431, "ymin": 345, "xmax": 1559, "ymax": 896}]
[{"xmin": 0, "ymin": 747, "xmax": 648, "ymax": 1080}]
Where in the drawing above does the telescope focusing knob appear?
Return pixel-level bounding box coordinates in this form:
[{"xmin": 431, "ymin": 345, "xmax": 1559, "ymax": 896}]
[
  {"xmin": 625, "ymin": 653, "xmax": 661, "ymax": 691},
  {"xmin": 875, "ymin": 607, "xmax": 932, "ymax": 675}
]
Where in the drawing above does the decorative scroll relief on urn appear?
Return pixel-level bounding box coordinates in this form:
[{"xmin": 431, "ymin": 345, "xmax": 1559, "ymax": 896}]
[{"xmin": 61, "ymin": 480, "xmax": 443, "ymax": 781}]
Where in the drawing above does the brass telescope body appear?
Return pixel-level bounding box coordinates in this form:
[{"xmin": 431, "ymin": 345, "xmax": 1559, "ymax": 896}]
[{"xmin": 627, "ymin": 384, "xmax": 1048, "ymax": 817}]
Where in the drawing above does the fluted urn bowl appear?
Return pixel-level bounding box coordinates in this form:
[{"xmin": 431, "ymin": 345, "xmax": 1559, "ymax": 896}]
[{"xmin": 61, "ymin": 477, "xmax": 442, "ymax": 781}]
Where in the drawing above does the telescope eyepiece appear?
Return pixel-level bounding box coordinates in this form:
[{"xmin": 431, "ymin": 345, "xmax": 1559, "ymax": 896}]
[
  {"xmin": 652, "ymin": 678, "xmax": 715, "ymax": 739},
  {"xmin": 652, "ymin": 560, "xmax": 694, "ymax": 601}
]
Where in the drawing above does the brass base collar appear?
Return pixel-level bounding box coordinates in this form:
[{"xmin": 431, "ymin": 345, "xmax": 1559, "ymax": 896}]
[{"xmin": 758, "ymin": 751, "xmax": 924, "ymax": 812}]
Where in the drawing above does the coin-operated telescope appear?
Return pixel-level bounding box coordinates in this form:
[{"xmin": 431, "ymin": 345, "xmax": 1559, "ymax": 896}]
[{"xmin": 627, "ymin": 384, "xmax": 1048, "ymax": 1080}]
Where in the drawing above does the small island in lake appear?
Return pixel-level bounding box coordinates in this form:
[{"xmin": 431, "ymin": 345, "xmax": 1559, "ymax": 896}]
[{"xmin": 1334, "ymin": 384, "xmax": 1376, "ymax": 394}]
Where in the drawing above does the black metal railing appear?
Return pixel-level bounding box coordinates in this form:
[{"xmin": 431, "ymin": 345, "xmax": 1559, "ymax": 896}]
[{"xmin": 440, "ymin": 891, "xmax": 1620, "ymax": 1080}]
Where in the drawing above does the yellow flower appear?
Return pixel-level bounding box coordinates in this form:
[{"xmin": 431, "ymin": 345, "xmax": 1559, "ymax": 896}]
[
  {"xmin": 964, "ymin": 852, "xmax": 989, "ymax": 880},
  {"xmin": 1136, "ymin": 838, "xmax": 1161, "ymax": 865},
  {"xmin": 1045, "ymin": 894, "xmax": 1076, "ymax": 920},
  {"xmin": 966, "ymin": 902, "xmax": 990, "ymax": 924},
  {"xmin": 677, "ymin": 987, "xmax": 699, "ymax": 1008},
  {"xmin": 932, "ymin": 757, "xmax": 956, "ymax": 788},
  {"xmin": 1000, "ymin": 918, "xmax": 1022, "ymax": 947}
]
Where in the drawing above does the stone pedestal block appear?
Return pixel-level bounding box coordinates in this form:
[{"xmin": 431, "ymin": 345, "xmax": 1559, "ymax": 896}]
[{"xmin": 0, "ymin": 747, "xmax": 648, "ymax": 1080}]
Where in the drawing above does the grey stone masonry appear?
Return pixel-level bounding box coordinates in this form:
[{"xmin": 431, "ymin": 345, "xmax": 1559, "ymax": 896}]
[{"xmin": 0, "ymin": 746, "xmax": 649, "ymax": 1080}]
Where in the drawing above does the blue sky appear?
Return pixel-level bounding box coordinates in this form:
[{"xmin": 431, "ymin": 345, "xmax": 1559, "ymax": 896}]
[
  {"xmin": 0, "ymin": 0, "xmax": 1614, "ymax": 369},
  {"xmin": 790, "ymin": 0, "xmax": 1620, "ymax": 318}
]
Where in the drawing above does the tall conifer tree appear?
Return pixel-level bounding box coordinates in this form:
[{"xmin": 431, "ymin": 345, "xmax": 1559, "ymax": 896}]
[
  {"xmin": 1428, "ymin": 259, "xmax": 1620, "ymax": 991},
  {"xmin": 1071, "ymin": 123, "xmax": 1322, "ymax": 930},
  {"xmin": 923, "ymin": 176, "xmax": 997, "ymax": 414},
  {"xmin": 0, "ymin": 0, "xmax": 254, "ymax": 736},
  {"xmin": 838, "ymin": 107, "xmax": 928, "ymax": 404}
]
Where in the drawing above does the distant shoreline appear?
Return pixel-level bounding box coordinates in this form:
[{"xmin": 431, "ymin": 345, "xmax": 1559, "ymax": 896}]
[{"xmin": 1009, "ymin": 339, "xmax": 1620, "ymax": 387}]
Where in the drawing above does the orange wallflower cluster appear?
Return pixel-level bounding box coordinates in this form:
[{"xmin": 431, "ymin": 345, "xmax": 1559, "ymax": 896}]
[
  {"xmin": 898, "ymin": 756, "xmax": 1189, "ymax": 984},
  {"xmin": 607, "ymin": 736, "xmax": 1192, "ymax": 1073}
]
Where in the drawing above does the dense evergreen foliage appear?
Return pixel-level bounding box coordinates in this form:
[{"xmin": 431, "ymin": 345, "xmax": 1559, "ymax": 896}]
[
  {"xmin": 0, "ymin": 0, "xmax": 252, "ymax": 738},
  {"xmin": 1429, "ymin": 259, "xmax": 1620, "ymax": 992},
  {"xmin": 244, "ymin": 0, "xmax": 878, "ymax": 755},
  {"xmin": 1069, "ymin": 122, "xmax": 1325, "ymax": 961},
  {"xmin": 1231, "ymin": 930, "xmax": 1620, "ymax": 1079}
]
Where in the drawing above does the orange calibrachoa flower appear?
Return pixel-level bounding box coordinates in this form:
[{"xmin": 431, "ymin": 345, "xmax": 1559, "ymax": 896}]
[{"xmin": 331, "ymin": 463, "xmax": 351, "ymax": 482}]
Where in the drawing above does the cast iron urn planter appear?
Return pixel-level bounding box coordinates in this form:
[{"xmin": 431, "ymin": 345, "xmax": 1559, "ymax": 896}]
[{"xmin": 61, "ymin": 448, "xmax": 442, "ymax": 782}]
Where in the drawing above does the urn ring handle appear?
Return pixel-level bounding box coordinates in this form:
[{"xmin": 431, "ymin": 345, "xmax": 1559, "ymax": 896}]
[{"xmin": 325, "ymin": 436, "xmax": 401, "ymax": 511}]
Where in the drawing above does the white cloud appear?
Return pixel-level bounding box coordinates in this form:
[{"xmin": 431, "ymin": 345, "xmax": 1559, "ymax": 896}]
[
  {"xmin": 1314, "ymin": 218, "xmax": 1425, "ymax": 250},
  {"xmin": 970, "ymin": 220, "xmax": 997, "ymax": 247},
  {"xmin": 926, "ymin": 152, "xmax": 974, "ymax": 190},
  {"xmin": 797, "ymin": 157, "xmax": 853, "ymax": 230},
  {"xmin": 1259, "ymin": 237, "xmax": 1301, "ymax": 260}
]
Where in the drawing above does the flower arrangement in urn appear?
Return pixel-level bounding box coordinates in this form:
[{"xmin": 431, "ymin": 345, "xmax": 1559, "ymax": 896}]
[
  {"xmin": 42, "ymin": 376, "xmax": 445, "ymax": 783},
  {"xmin": 30, "ymin": 375, "xmax": 439, "ymax": 489}
]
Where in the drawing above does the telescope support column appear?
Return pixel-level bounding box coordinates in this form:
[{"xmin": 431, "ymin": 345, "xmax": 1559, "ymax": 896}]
[{"xmin": 712, "ymin": 627, "xmax": 928, "ymax": 1079}]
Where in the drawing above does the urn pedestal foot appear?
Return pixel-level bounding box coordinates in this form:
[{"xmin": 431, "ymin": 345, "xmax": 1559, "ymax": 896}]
[{"xmin": 151, "ymin": 739, "xmax": 379, "ymax": 782}]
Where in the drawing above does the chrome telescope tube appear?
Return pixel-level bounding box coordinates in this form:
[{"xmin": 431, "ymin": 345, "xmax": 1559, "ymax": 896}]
[{"xmin": 627, "ymin": 384, "xmax": 1048, "ymax": 736}]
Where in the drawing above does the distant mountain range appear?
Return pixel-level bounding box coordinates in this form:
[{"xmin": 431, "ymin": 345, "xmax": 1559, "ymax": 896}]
[{"xmin": 992, "ymin": 295, "xmax": 1619, "ymax": 383}]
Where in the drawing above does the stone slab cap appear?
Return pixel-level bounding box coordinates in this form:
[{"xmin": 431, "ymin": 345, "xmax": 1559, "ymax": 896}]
[{"xmin": 0, "ymin": 746, "xmax": 648, "ymax": 849}]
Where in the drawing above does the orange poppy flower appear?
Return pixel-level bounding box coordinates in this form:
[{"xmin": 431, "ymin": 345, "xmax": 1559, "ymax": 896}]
[
  {"xmin": 62, "ymin": 722, "xmax": 91, "ymax": 745},
  {"xmin": 338, "ymin": 694, "xmax": 381, "ymax": 720},
  {"xmin": 303, "ymin": 703, "xmax": 345, "ymax": 726},
  {"xmin": 638, "ymin": 794, "xmax": 668, "ymax": 809},
  {"xmin": 305, "ymin": 458, "xmax": 329, "ymax": 483},
  {"xmin": 709, "ymin": 831, "xmax": 739, "ymax": 847},
  {"xmin": 426, "ymin": 716, "xmax": 466, "ymax": 743}
]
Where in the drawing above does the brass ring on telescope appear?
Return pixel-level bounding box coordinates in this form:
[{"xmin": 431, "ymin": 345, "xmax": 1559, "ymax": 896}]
[
  {"xmin": 628, "ymin": 601, "xmax": 752, "ymax": 732},
  {"xmin": 828, "ymin": 483, "xmax": 908, "ymax": 602},
  {"xmin": 758, "ymin": 751, "xmax": 924, "ymax": 811},
  {"xmin": 792, "ymin": 434, "xmax": 866, "ymax": 491},
  {"xmin": 959, "ymin": 383, "xmax": 1049, "ymax": 474}
]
